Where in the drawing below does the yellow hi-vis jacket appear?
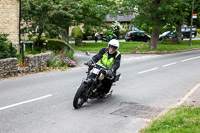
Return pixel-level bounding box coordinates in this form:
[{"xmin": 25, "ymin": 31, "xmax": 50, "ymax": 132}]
[{"xmin": 98, "ymin": 51, "xmax": 120, "ymax": 69}]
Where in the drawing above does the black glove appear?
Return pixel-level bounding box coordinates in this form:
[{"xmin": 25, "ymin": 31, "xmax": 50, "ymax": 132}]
[
  {"xmin": 106, "ymin": 69, "xmax": 113, "ymax": 77},
  {"xmin": 87, "ymin": 60, "xmax": 93, "ymax": 66}
]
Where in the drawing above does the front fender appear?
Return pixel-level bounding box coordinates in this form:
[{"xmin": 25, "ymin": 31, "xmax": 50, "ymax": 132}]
[{"xmin": 83, "ymin": 77, "xmax": 93, "ymax": 84}]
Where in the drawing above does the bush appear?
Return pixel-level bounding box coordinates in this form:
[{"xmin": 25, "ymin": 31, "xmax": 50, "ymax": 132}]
[
  {"xmin": 83, "ymin": 25, "xmax": 94, "ymax": 40},
  {"xmin": 72, "ymin": 27, "xmax": 83, "ymax": 39},
  {"xmin": 71, "ymin": 27, "xmax": 83, "ymax": 45},
  {"xmin": 0, "ymin": 34, "xmax": 17, "ymax": 59},
  {"xmin": 46, "ymin": 39, "xmax": 74, "ymax": 54},
  {"xmin": 103, "ymin": 30, "xmax": 113, "ymax": 36}
]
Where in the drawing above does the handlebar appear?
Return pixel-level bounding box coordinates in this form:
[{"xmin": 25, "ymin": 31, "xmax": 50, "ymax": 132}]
[
  {"xmin": 84, "ymin": 62, "xmax": 114, "ymax": 80},
  {"xmin": 84, "ymin": 62, "xmax": 106, "ymax": 69}
]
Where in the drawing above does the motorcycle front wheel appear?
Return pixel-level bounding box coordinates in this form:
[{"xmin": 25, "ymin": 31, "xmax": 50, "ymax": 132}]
[{"xmin": 73, "ymin": 82, "xmax": 88, "ymax": 109}]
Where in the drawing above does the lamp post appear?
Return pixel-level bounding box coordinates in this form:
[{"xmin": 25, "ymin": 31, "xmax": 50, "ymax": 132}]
[{"xmin": 19, "ymin": 0, "xmax": 21, "ymax": 51}]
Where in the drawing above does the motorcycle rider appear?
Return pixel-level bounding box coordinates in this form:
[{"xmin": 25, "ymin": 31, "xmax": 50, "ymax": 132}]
[{"xmin": 87, "ymin": 39, "xmax": 121, "ymax": 98}]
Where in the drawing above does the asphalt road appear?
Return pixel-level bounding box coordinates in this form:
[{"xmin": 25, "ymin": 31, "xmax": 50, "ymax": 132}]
[{"xmin": 0, "ymin": 50, "xmax": 200, "ymax": 133}]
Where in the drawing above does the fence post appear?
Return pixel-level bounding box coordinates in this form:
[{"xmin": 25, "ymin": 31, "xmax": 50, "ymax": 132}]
[
  {"xmin": 10, "ymin": 42, "xmax": 13, "ymax": 57},
  {"xmin": 22, "ymin": 42, "xmax": 25, "ymax": 63}
]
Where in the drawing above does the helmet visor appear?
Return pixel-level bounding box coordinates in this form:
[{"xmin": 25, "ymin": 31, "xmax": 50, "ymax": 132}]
[{"xmin": 109, "ymin": 44, "xmax": 117, "ymax": 49}]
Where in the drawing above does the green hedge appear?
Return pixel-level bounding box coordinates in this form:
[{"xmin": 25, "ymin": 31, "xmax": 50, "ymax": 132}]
[
  {"xmin": 71, "ymin": 27, "xmax": 83, "ymax": 40},
  {"xmin": 46, "ymin": 39, "xmax": 74, "ymax": 54}
]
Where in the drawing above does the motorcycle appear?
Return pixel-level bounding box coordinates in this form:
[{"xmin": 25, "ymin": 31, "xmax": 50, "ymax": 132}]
[
  {"xmin": 101, "ymin": 34, "xmax": 117, "ymax": 42},
  {"xmin": 73, "ymin": 52, "xmax": 121, "ymax": 109}
]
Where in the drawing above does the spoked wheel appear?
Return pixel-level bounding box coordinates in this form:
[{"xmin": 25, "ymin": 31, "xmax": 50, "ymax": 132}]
[{"xmin": 73, "ymin": 83, "xmax": 88, "ymax": 109}]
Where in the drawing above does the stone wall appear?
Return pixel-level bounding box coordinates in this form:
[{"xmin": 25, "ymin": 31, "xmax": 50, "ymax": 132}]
[
  {"xmin": 23, "ymin": 53, "xmax": 52, "ymax": 73},
  {"xmin": 0, "ymin": 52, "xmax": 52, "ymax": 78},
  {"xmin": 0, "ymin": 58, "xmax": 18, "ymax": 78},
  {"xmin": 0, "ymin": 0, "xmax": 20, "ymax": 51}
]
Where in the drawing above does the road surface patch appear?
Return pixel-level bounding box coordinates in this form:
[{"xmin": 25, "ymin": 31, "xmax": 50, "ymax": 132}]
[{"xmin": 111, "ymin": 104, "xmax": 164, "ymax": 119}]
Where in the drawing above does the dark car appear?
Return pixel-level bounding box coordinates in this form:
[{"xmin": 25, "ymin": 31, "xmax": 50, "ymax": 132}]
[
  {"xmin": 159, "ymin": 31, "xmax": 183, "ymax": 41},
  {"xmin": 181, "ymin": 27, "xmax": 197, "ymax": 38},
  {"xmin": 125, "ymin": 31, "xmax": 151, "ymax": 42}
]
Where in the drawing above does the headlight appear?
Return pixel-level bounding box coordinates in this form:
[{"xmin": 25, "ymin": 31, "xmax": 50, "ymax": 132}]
[{"xmin": 98, "ymin": 73, "xmax": 104, "ymax": 80}]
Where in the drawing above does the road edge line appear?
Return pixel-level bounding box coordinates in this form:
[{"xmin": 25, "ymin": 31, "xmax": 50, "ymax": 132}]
[
  {"xmin": 174, "ymin": 82, "xmax": 200, "ymax": 107},
  {"xmin": 154, "ymin": 81, "xmax": 200, "ymax": 119}
]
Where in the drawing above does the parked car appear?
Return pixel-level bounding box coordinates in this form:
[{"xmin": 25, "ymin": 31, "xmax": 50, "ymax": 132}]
[
  {"xmin": 125, "ymin": 31, "xmax": 150, "ymax": 42},
  {"xmin": 181, "ymin": 26, "xmax": 197, "ymax": 38},
  {"xmin": 159, "ymin": 31, "xmax": 183, "ymax": 41}
]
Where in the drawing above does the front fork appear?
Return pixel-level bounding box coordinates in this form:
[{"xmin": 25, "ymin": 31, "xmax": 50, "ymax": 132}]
[{"xmin": 83, "ymin": 77, "xmax": 97, "ymax": 99}]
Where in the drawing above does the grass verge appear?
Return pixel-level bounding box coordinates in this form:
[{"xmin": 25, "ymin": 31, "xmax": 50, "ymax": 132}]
[
  {"xmin": 140, "ymin": 105, "xmax": 200, "ymax": 133},
  {"xmin": 73, "ymin": 40, "xmax": 200, "ymax": 54},
  {"xmin": 73, "ymin": 42, "xmax": 144, "ymax": 53},
  {"xmin": 138, "ymin": 40, "xmax": 200, "ymax": 54}
]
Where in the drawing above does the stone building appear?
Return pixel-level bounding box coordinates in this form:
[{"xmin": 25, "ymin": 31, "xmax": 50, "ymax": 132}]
[{"xmin": 0, "ymin": 0, "xmax": 20, "ymax": 51}]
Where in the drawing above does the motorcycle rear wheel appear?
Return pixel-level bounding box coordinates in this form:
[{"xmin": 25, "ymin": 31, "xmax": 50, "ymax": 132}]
[{"xmin": 73, "ymin": 83, "xmax": 88, "ymax": 109}]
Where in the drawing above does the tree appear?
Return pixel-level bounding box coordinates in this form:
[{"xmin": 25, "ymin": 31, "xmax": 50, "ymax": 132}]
[
  {"xmin": 78, "ymin": 0, "xmax": 114, "ymax": 25},
  {"xmin": 120, "ymin": 0, "xmax": 189, "ymax": 49},
  {"xmin": 172, "ymin": 0, "xmax": 200, "ymax": 45},
  {"xmin": 21, "ymin": 0, "xmax": 78, "ymax": 45},
  {"xmin": 21, "ymin": 0, "xmax": 54, "ymax": 46},
  {"xmin": 77, "ymin": 0, "xmax": 117, "ymax": 38},
  {"xmin": 50, "ymin": 0, "xmax": 82, "ymax": 42},
  {"xmin": 21, "ymin": 0, "xmax": 115, "ymax": 44},
  {"xmin": 182, "ymin": 0, "xmax": 200, "ymax": 28}
]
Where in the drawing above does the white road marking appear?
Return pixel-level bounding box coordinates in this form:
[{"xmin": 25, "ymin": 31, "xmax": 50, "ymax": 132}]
[
  {"xmin": 122, "ymin": 55, "xmax": 160, "ymax": 62},
  {"xmin": 137, "ymin": 67, "xmax": 158, "ymax": 74},
  {"xmin": 0, "ymin": 94, "xmax": 53, "ymax": 111},
  {"xmin": 137, "ymin": 55, "xmax": 200, "ymax": 74},
  {"xmin": 162, "ymin": 62, "xmax": 177, "ymax": 67},
  {"xmin": 180, "ymin": 56, "xmax": 200, "ymax": 62}
]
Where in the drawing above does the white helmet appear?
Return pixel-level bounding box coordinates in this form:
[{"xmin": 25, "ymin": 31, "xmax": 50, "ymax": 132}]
[{"xmin": 108, "ymin": 39, "xmax": 119, "ymax": 50}]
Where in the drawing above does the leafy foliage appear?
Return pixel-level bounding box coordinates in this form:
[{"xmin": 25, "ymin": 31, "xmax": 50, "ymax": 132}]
[
  {"xmin": 111, "ymin": 21, "xmax": 123, "ymax": 38},
  {"xmin": 21, "ymin": 0, "xmax": 115, "ymax": 42},
  {"xmin": 103, "ymin": 30, "xmax": 113, "ymax": 37},
  {"xmin": 71, "ymin": 27, "xmax": 83, "ymax": 40},
  {"xmin": 77, "ymin": 0, "xmax": 116, "ymax": 26},
  {"xmin": 119, "ymin": 0, "xmax": 199, "ymax": 49},
  {"xmin": 21, "ymin": 0, "xmax": 80, "ymax": 44},
  {"xmin": 82, "ymin": 25, "xmax": 95, "ymax": 40},
  {"xmin": 48, "ymin": 49, "xmax": 76, "ymax": 69},
  {"xmin": 0, "ymin": 34, "xmax": 17, "ymax": 59},
  {"xmin": 71, "ymin": 27, "xmax": 84, "ymax": 45}
]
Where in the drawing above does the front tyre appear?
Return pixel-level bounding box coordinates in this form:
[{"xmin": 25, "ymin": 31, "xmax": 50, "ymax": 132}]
[{"xmin": 73, "ymin": 83, "xmax": 88, "ymax": 109}]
